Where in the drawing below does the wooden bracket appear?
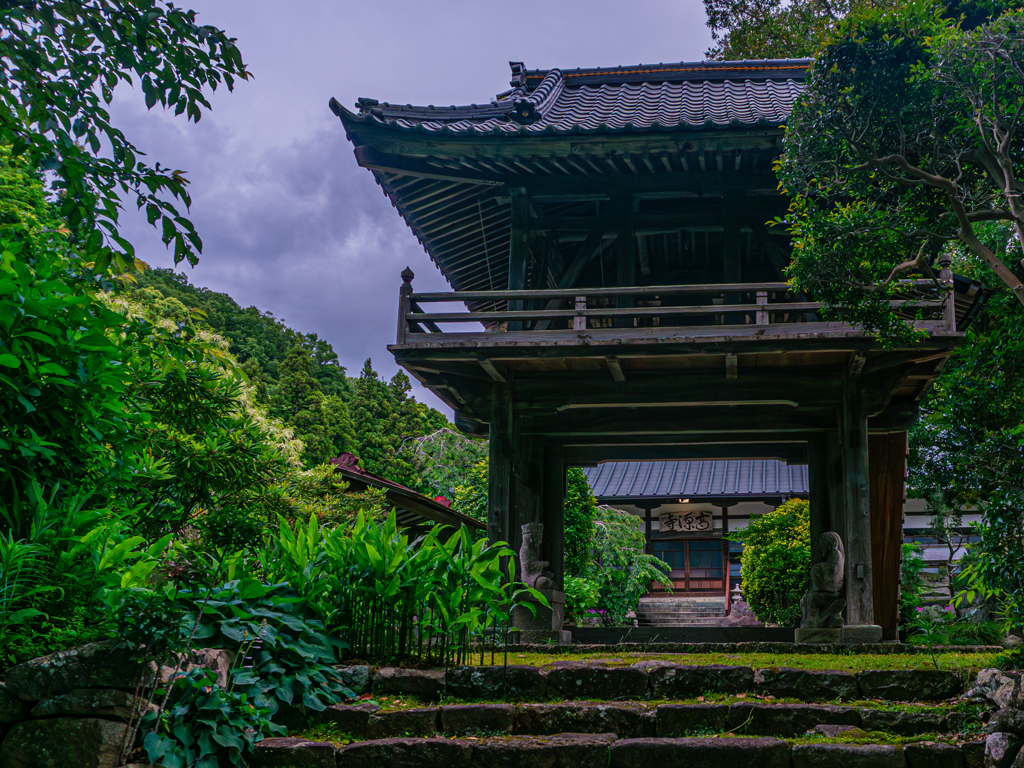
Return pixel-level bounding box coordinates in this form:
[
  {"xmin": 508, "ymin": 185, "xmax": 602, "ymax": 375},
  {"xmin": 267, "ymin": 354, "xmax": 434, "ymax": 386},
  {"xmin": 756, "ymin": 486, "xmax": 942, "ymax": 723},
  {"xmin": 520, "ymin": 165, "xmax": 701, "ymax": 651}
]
[
  {"xmin": 605, "ymin": 357, "xmax": 626, "ymax": 382},
  {"xmin": 479, "ymin": 359, "xmax": 506, "ymax": 383}
]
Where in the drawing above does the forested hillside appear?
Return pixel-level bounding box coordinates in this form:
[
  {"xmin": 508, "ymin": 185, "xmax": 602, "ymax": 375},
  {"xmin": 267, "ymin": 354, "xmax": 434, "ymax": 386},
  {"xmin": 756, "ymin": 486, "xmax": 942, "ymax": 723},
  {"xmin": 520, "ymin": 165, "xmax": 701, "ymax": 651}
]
[{"xmin": 127, "ymin": 268, "xmax": 451, "ymax": 484}]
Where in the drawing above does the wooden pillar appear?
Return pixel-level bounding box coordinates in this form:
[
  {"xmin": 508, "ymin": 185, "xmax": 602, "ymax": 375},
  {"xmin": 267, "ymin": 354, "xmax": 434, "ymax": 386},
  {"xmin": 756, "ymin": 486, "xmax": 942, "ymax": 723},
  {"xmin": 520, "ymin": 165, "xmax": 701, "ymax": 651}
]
[
  {"xmin": 487, "ymin": 384, "xmax": 514, "ymax": 552},
  {"xmin": 869, "ymin": 431, "xmax": 908, "ymax": 641},
  {"xmin": 842, "ymin": 378, "xmax": 874, "ymax": 626},
  {"xmin": 644, "ymin": 507, "xmax": 654, "ymax": 556},
  {"xmin": 808, "ymin": 439, "xmax": 829, "ymax": 569},
  {"xmin": 723, "ymin": 198, "xmax": 742, "ymax": 324},
  {"xmin": 541, "ymin": 442, "xmax": 565, "ymax": 590},
  {"xmin": 508, "ymin": 189, "xmax": 529, "ymax": 331}
]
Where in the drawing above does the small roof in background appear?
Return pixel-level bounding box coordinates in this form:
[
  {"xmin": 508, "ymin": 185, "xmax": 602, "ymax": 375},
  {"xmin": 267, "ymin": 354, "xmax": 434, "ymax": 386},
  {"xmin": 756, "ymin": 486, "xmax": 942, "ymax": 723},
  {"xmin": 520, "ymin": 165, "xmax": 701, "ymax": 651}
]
[
  {"xmin": 330, "ymin": 453, "xmax": 485, "ymax": 532},
  {"xmin": 584, "ymin": 459, "xmax": 808, "ymax": 501}
]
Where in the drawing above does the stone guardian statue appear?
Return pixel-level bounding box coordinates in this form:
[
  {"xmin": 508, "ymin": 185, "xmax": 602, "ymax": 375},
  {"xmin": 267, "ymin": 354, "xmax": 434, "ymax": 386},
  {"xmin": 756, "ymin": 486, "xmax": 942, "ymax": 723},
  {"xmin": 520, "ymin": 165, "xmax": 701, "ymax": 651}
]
[
  {"xmin": 800, "ymin": 531, "xmax": 846, "ymax": 628},
  {"xmin": 520, "ymin": 523, "xmax": 557, "ymax": 590}
]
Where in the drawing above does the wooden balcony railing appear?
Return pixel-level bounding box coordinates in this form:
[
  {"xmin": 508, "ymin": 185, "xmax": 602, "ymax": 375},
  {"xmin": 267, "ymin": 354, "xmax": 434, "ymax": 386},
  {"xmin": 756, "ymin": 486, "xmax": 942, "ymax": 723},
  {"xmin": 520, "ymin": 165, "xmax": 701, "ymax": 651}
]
[{"xmin": 394, "ymin": 263, "xmax": 957, "ymax": 345}]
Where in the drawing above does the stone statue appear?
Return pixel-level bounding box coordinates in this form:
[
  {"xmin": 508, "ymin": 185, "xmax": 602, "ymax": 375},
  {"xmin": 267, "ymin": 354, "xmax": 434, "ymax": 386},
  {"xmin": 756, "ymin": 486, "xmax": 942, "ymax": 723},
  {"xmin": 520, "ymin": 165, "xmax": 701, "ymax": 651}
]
[
  {"xmin": 520, "ymin": 523, "xmax": 557, "ymax": 590},
  {"xmin": 800, "ymin": 531, "xmax": 846, "ymax": 628}
]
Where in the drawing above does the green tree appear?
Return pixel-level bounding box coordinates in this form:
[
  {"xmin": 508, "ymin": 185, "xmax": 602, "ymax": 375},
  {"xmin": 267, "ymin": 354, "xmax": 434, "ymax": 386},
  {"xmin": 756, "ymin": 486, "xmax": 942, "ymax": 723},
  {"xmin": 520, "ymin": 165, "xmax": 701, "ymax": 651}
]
[
  {"xmin": 704, "ymin": 0, "xmax": 856, "ymax": 59},
  {"xmin": 731, "ymin": 498, "xmax": 811, "ymax": 627},
  {"xmin": 778, "ymin": 4, "xmax": 1024, "ymax": 342},
  {"xmin": 564, "ymin": 469, "xmax": 597, "ymax": 577},
  {"xmin": 269, "ymin": 347, "xmax": 355, "ymax": 467}
]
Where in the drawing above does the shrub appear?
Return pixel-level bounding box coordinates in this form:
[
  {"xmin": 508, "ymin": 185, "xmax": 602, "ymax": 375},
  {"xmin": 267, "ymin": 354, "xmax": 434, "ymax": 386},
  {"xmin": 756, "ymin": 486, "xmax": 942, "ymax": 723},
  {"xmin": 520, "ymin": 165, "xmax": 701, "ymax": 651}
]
[
  {"xmin": 564, "ymin": 469, "xmax": 597, "ymax": 577},
  {"xmin": 563, "ymin": 576, "xmax": 600, "ymax": 624},
  {"xmin": 590, "ymin": 506, "xmax": 671, "ymax": 625},
  {"xmin": 899, "ymin": 542, "xmax": 927, "ymax": 628},
  {"xmin": 731, "ymin": 498, "xmax": 810, "ymax": 627}
]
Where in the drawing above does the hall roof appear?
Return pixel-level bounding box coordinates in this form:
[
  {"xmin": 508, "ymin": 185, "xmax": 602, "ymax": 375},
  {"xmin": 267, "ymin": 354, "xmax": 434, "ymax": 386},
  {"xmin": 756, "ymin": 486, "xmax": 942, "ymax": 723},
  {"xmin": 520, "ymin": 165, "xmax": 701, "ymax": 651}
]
[
  {"xmin": 334, "ymin": 60, "xmax": 810, "ymax": 136},
  {"xmin": 584, "ymin": 460, "xmax": 808, "ymax": 501}
]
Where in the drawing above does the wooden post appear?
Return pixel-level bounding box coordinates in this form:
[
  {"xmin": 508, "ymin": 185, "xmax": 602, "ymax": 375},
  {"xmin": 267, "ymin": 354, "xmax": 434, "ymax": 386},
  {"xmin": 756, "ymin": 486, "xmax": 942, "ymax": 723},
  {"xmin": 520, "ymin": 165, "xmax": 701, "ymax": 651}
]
[
  {"xmin": 842, "ymin": 378, "xmax": 874, "ymax": 626},
  {"xmin": 487, "ymin": 384, "xmax": 514, "ymax": 556},
  {"xmin": 756, "ymin": 290, "xmax": 769, "ymax": 326},
  {"xmin": 542, "ymin": 443, "xmax": 566, "ymax": 589},
  {"xmin": 508, "ymin": 189, "xmax": 530, "ymax": 332},
  {"xmin": 808, "ymin": 438, "xmax": 829, "ymax": 573},
  {"xmin": 721, "ymin": 504, "xmax": 731, "ymax": 614},
  {"xmin": 574, "ymin": 295, "xmax": 587, "ymax": 331},
  {"xmin": 644, "ymin": 506, "xmax": 654, "ymax": 556},
  {"xmin": 939, "ymin": 253, "xmax": 956, "ymax": 332},
  {"xmin": 869, "ymin": 431, "xmax": 908, "ymax": 641},
  {"xmin": 397, "ymin": 267, "xmax": 414, "ymax": 344}
]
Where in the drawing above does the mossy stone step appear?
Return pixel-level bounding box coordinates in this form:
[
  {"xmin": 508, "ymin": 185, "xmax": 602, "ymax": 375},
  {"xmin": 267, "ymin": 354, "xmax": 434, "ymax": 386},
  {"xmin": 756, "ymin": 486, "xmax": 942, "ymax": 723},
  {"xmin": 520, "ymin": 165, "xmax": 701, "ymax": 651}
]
[
  {"xmin": 252, "ymin": 734, "xmax": 995, "ymax": 768},
  {"xmin": 313, "ymin": 701, "xmax": 969, "ymax": 741},
  {"xmin": 349, "ymin": 663, "xmax": 965, "ymax": 704}
]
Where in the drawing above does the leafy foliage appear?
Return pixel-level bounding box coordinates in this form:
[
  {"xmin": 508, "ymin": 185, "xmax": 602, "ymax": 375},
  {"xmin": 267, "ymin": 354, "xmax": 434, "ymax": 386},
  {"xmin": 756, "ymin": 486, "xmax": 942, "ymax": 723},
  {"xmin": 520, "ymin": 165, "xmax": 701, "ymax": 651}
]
[
  {"xmin": 0, "ymin": 0, "xmax": 247, "ymax": 273},
  {"xmin": 563, "ymin": 575, "xmax": 601, "ymax": 624},
  {"xmin": 141, "ymin": 668, "xmax": 282, "ymax": 768},
  {"xmin": 731, "ymin": 498, "xmax": 811, "ymax": 627},
  {"xmin": 564, "ymin": 469, "xmax": 597, "ymax": 577},
  {"xmin": 900, "ymin": 542, "xmax": 927, "ymax": 629},
  {"xmin": 779, "ymin": 3, "xmax": 1024, "ymax": 341},
  {"xmin": 589, "ymin": 506, "xmax": 671, "ymax": 625},
  {"xmin": 704, "ymin": 0, "xmax": 858, "ymax": 59},
  {"xmin": 957, "ymin": 490, "xmax": 1024, "ymax": 634},
  {"xmin": 402, "ymin": 428, "xmax": 487, "ymax": 501},
  {"xmin": 183, "ymin": 580, "xmax": 353, "ymax": 715}
]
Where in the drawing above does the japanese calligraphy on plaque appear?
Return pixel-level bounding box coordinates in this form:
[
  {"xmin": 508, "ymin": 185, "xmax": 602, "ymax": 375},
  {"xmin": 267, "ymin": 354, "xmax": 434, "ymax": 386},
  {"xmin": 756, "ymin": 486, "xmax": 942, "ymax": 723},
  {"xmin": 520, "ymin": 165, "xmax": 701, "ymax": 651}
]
[{"xmin": 659, "ymin": 510, "xmax": 713, "ymax": 533}]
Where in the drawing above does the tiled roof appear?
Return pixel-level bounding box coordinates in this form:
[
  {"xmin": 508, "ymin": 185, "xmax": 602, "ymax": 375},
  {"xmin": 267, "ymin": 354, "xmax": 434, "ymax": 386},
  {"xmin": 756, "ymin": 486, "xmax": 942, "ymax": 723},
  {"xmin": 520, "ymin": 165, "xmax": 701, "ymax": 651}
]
[
  {"xmin": 584, "ymin": 460, "xmax": 808, "ymax": 500},
  {"xmin": 338, "ymin": 59, "xmax": 810, "ymax": 136}
]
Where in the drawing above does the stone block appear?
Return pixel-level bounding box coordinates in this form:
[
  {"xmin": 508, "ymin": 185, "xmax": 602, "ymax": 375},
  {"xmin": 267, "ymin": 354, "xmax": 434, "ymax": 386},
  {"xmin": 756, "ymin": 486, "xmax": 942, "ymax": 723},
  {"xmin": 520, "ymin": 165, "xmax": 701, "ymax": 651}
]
[
  {"xmin": 990, "ymin": 709, "xmax": 1024, "ymax": 737},
  {"xmin": 333, "ymin": 665, "xmax": 371, "ymax": 695},
  {"xmin": 646, "ymin": 663, "xmax": 754, "ymax": 699},
  {"xmin": 905, "ymin": 741, "xmax": 966, "ymax": 768},
  {"xmin": 963, "ymin": 740, "xmax": 986, "ymax": 768},
  {"xmin": 655, "ymin": 704, "xmax": 730, "ymax": 736},
  {"xmin": 30, "ymin": 688, "xmax": 153, "ymax": 722},
  {"xmin": 318, "ymin": 703, "xmax": 381, "ymax": 739},
  {"xmin": 754, "ymin": 668, "xmax": 859, "ymax": 702},
  {"xmin": 372, "ymin": 667, "xmax": 445, "ymax": 700},
  {"xmin": 250, "ymin": 737, "xmax": 337, "ymax": 768},
  {"xmin": 469, "ymin": 733, "xmax": 615, "ymax": 768},
  {"xmin": 546, "ymin": 663, "xmax": 648, "ymax": 700},
  {"xmin": 861, "ymin": 708, "xmax": 947, "ymax": 736},
  {"xmin": 440, "ymin": 704, "xmax": 515, "ymax": 735},
  {"xmin": 0, "ymin": 682, "xmax": 28, "ymax": 723},
  {"xmin": 515, "ymin": 703, "xmax": 654, "ymax": 738},
  {"xmin": 368, "ymin": 706, "xmax": 438, "ymax": 738},
  {"xmin": 336, "ymin": 737, "xmax": 472, "ymax": 768},
  {"xmin": 842, "ymin": 625, "xmax": 884, "ymax": 645},
  {"xmin": 985, "ymin": 732, "xmax": 1022, "ymax": 768},
  {"xmin": 2, "ymin": 642, "xmax": 150, "ymax": 701},
  {"xmin": 0, "ymin": 717, "xmax": 129, "ymax": 768},
  {"xmin": 727, "ymin": 703, "xmax": 861, "ymax": 737},
  {"xmin": 796, "ymin": 628, "xmax": 842, "ymax": 644},
  {"xmin": 791, "ymin": 743, "xmax": 906, "ymax": 768},
  {"xmin": 446, "ymin": 665, "xmax": 547, "ymax": 701},
  {"xmin": 857, "ymin": 670, "xmax": 963, "ymax": 701},
  {"xmin": 610, "ymin": 736, "xmax": 790, "ymax": 768}
]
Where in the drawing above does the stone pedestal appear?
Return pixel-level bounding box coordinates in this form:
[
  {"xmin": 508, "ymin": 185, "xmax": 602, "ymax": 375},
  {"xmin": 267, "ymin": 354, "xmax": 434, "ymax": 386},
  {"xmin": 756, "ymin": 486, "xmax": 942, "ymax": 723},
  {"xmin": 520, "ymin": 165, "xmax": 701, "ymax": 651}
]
[
  {"xmin": 512, "ymin": 590, "xmax": 571, "ymax": 645},
  {"xmin": 841, "ymin": 624, "xmax": 883, "ymax": 645},
  {"xmin": 795, "ymin": 627, "xmax": 842, "ymax": 644}
]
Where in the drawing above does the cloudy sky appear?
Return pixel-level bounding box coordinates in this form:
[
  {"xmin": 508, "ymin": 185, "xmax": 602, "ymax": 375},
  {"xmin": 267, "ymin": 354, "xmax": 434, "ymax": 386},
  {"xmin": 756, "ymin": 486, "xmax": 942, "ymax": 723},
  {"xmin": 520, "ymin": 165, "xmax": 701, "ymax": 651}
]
[{"xmin": 113, "ymin": 0, "xmax": 714, "ymax": 413}]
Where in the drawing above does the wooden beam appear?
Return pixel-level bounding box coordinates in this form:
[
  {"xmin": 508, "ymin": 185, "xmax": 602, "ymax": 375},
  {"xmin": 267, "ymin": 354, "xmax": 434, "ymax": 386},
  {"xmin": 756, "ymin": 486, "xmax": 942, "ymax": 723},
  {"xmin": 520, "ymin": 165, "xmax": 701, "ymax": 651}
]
[
  {"xmin": 725, "ymin": 354, "xmax": 738, "ymax": 380},
  {"xmin": 507, "ymin": 189, "xmax": 530, "ymax": 331},
  {"xmin": 353, "ymin": 145, "xmax": 505, "ymax": 186},
  {"xmin": 533, "ymin": 223, "xmax": 615, "ymax": 330},
  {"xmin": 488, "ymin": 385, "xmax": 514, "ymax": 550},
  {"xmin": 564, "ymin": 443, "xmax": 810, "ymax": 464}
]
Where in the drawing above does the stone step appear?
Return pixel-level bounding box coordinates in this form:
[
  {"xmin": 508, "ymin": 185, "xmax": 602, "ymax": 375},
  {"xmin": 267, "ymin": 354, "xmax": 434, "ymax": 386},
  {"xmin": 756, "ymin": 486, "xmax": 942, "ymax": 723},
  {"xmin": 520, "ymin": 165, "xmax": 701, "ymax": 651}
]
[
  {"xmin": 252, "ymin": 733, "xmax": 991, "ymax": 768},
  {"xmin": 309, "ymin": 700, "xmax": 966, "ymax": 743},
  {"xmin": 344, "ymin": 663, "xmax": 966, "ymax": 705}
]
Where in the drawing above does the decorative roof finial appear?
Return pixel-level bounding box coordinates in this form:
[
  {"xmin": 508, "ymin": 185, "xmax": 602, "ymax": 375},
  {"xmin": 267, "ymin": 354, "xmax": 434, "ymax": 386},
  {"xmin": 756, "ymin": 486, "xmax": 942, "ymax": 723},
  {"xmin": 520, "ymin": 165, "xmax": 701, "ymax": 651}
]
[{"xmin": 401, "ymin": 266, "xmax": 415, "ymax": 284}]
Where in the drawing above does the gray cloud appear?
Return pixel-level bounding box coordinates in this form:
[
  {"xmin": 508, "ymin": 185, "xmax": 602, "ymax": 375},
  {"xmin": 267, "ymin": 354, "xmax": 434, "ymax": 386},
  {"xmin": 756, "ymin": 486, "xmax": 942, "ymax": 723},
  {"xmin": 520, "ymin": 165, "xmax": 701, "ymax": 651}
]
[{"xmin": 111, "ymin": 0, "xmax": 714, "ymax": 412}]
